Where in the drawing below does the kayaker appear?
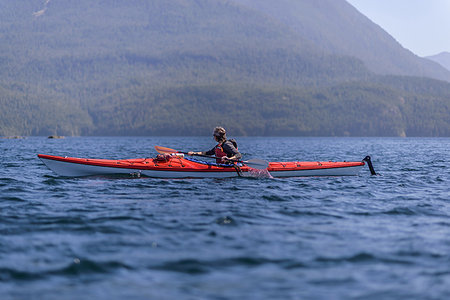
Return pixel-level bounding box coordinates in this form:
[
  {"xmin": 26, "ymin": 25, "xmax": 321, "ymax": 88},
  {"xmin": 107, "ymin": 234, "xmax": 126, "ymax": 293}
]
[{"xmin": 188, "ymin": 126, "xmax": 242, "ymax": 163}]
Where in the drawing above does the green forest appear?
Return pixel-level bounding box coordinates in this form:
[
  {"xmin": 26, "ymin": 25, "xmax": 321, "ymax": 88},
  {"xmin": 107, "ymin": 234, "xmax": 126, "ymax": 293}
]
[
  {"xmin": 3, "ymin": 77, "xmax": 450, "ymax": 137},
  {"xmin": 1, "ymin": 0, "xmax": 450, "ymax": 137},
  {"xmin": 87, "ymin": 79, "xmax": 450, "ymax": 137}
]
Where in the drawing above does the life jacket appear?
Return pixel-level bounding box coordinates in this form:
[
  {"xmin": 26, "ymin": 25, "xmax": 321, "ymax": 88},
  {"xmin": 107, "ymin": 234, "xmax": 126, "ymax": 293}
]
[
  {"xmin": 214, "ymin": 139, "xmax": 238, "ymax": 163},
  {"xmin": 215, "ymin": 144, "xmax": 227, "ymax": 161}
]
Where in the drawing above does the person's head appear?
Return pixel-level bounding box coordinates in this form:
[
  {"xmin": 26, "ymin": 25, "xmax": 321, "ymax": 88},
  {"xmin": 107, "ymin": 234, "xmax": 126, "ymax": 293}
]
[{"xmin": 213, "ymin": 126, "xmax": 227, "ymax": 143}]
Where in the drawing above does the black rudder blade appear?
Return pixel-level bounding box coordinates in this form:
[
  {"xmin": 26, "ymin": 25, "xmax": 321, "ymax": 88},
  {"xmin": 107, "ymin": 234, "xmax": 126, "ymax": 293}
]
[{"xmin": 363, "ymin": 156, "xmax": 377, "ymax": 175}]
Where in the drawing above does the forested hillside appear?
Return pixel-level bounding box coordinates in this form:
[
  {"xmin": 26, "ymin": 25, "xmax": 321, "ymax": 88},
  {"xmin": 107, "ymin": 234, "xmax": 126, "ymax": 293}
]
[
  {"xmin": 87, "ymin": 77, "xmax": 450, "ymax": 137},
  {"xmin": 1, "ymin": 0, "xmax": 450, "ymax": 137}
]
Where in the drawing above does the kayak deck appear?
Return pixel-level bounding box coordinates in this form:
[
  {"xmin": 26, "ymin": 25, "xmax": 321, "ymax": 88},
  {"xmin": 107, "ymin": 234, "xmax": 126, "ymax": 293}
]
[{"xmin": 37, "ymin": 154, "xmax": 366, "ymax": 178}]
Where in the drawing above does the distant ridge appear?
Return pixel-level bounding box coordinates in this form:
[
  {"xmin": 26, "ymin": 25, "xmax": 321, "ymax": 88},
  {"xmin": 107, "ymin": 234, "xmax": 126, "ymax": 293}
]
[
  {"xmin": 426, "ymin": 52, "xmax": 450, "ymax": 72},
  {"xmin": 233, "ymin": 0, "xmax": 450, "ymax": 81}
]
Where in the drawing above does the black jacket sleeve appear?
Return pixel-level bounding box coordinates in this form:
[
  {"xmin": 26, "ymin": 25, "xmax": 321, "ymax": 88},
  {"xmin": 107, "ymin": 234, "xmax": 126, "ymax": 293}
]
[{"xmin": 205, "ymin": 147, "xmax": 216, "ymax": 156}]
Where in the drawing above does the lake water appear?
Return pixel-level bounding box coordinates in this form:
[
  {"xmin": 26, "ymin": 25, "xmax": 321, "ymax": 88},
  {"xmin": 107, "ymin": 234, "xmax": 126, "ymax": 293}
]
[{"xmin": 1, "ymin": 137, "xmax": 450, "ymax": 299}]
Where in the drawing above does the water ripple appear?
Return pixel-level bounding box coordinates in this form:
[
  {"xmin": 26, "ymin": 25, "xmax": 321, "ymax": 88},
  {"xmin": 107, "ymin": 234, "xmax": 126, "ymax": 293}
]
[
  {"xmin": 0, "ymin": 259, "xmax": 133, "ymax": 281},
  {"xmin": 1, "ymin": 137, "xmax": 450, "ymax": 299}
]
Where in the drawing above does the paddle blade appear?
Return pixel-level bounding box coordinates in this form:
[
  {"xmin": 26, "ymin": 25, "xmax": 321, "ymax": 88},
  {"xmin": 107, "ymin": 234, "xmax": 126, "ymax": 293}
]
[
  {"xmin": 155, "ymin": 146, "xmax": 178, "ymax": 154},
  {"xmin": 244, "ymin": 158, "xmax": 269, "ymax": 170}
]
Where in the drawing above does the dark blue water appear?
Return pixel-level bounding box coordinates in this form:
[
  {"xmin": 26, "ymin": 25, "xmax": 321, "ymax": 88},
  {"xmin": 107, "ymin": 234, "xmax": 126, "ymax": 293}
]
[{"xmin": 1, "ymin": 137, "xmax": 450, "ymax": 299}]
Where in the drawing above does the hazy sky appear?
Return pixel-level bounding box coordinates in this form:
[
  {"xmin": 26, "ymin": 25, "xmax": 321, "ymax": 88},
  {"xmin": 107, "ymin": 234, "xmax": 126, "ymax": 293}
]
[{"xmin": 346, "ymin": 0, "xmax": 450, "ymax": 57}]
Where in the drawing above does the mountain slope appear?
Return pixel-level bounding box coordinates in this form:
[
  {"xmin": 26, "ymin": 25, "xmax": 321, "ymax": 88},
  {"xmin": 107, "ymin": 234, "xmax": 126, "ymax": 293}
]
[
  {"xmin": 233, "ymin": 0, "xmax": 450, "ymax": 81},
  {"xmin": 0, "ymin": 0, "xmax": 370, "ymax": 136},
  {"xmin": 426, "ymin": 52, "xmax": 450, "ymax": 71},
  {"xmin": 0, "ymin": 0, "xmax": 371, "ymax": 88},
  {"xmin": 1, "ymin": 0, "xmax": 450, "ymax": 137}
]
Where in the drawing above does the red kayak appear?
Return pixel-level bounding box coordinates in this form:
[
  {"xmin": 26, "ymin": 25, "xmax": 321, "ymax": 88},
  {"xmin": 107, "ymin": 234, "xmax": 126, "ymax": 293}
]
[{"xmin": 38, "ymin": 154, "xmax": 372, "ymax": 178}]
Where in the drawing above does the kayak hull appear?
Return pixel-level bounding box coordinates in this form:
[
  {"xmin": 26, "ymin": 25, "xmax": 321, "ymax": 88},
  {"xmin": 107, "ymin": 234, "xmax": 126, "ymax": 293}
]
[{"xmin": 38, "ymin": 154, "xmax": 366, "ymax": 178}]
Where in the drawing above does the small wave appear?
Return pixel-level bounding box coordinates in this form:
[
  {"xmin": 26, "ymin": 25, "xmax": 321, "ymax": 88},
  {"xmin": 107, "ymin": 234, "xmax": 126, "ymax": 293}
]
[
  {"xmin": 42, "ymin": 177, "xmax": 63, "ymax": 186},
  {"xmin": 381, "ymin": 206, "xmax": 447, "ymax": 217},
  {"xmin": 153, "ymin": 259, "xmax": 208, "ymax": 274},
  {"xmin": 262, "ymin": 194, "xmax": 291, "ymax": 202},
  {"xmin": 395, "ymin": 250, "xmax": 444, "ymax": 259},
  {"xmin": 53, "ymin": 258, "xmax": 132, "ymax": 276},
  {"xmin": 400, "ymin": 167, "xmax": 420, "ymax": 172},
  {"xmin": 315, "ymin": 252, "xmax": 413, "ymax": 265},
  {"xmin": 0, "ymin": 196, "xmax": 26, "ymax": 202},
  {"xmin": 420, "ymin": 270, "xmax": 450, "ymax": 277},
  {"xmin": 348, "ymin": 211, "xmax": 374, "ymax": 216},
  {"xmin": 0, "ymin": 259, "xmax": 133, "ymax": 281},
  {"xmin": 382, "ymin": 207, "xmax": 418, "ymax": 216},
  {"xmin": 435, "ymin": 221, "xmax": 450, "ymax": 227},
  {"xmin": 91, "ymin": 216, "xmax": 146, "ymax": 223},
  {"xmin": 278, "ymin": 209, "xmax": 344, "ymax": 219},
  {"xmin": 0, "ymin": 177, "xmax": 21, "ymax": 184},
  {"xmin": 4, "ymin": 163, "xmax": 20, "ymax": 168},
  {"xmin": 3, "ymin": 186, "xmax": 30, "ymax": 193},
  {"xmin": 315, "ymin": 252, "xmax": 375, "ymax": 263},
  {"xmin": 308, "ymin": 276, "xmax": 356, "ymax": 286},
  {"xmin": 350, "ymin": 205, "xmax": 447, "ymax": 217},
  {"xmin": 152, "ymin": 257, "xmax": 307, "ymax": 274},
  {"xmin": 15, "ymin": 216, "xmax": 130, "ymax": 234},
  {"xmin": 0, "ymin": 267, "xmax": 40, "ymax": 281}
]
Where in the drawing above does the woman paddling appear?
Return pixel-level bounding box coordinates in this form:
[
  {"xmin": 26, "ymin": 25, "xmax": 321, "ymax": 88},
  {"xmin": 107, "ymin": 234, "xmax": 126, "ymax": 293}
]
[{"xmin": 188, "ymin": 127, "xmax": 242, "ymax": 164}]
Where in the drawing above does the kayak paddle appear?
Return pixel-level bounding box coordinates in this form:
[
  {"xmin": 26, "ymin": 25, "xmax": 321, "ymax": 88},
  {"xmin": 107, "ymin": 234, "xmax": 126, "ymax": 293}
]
[{"xmin": 154, "ymin": 146, "xmax": 269, "ymax": 170}]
